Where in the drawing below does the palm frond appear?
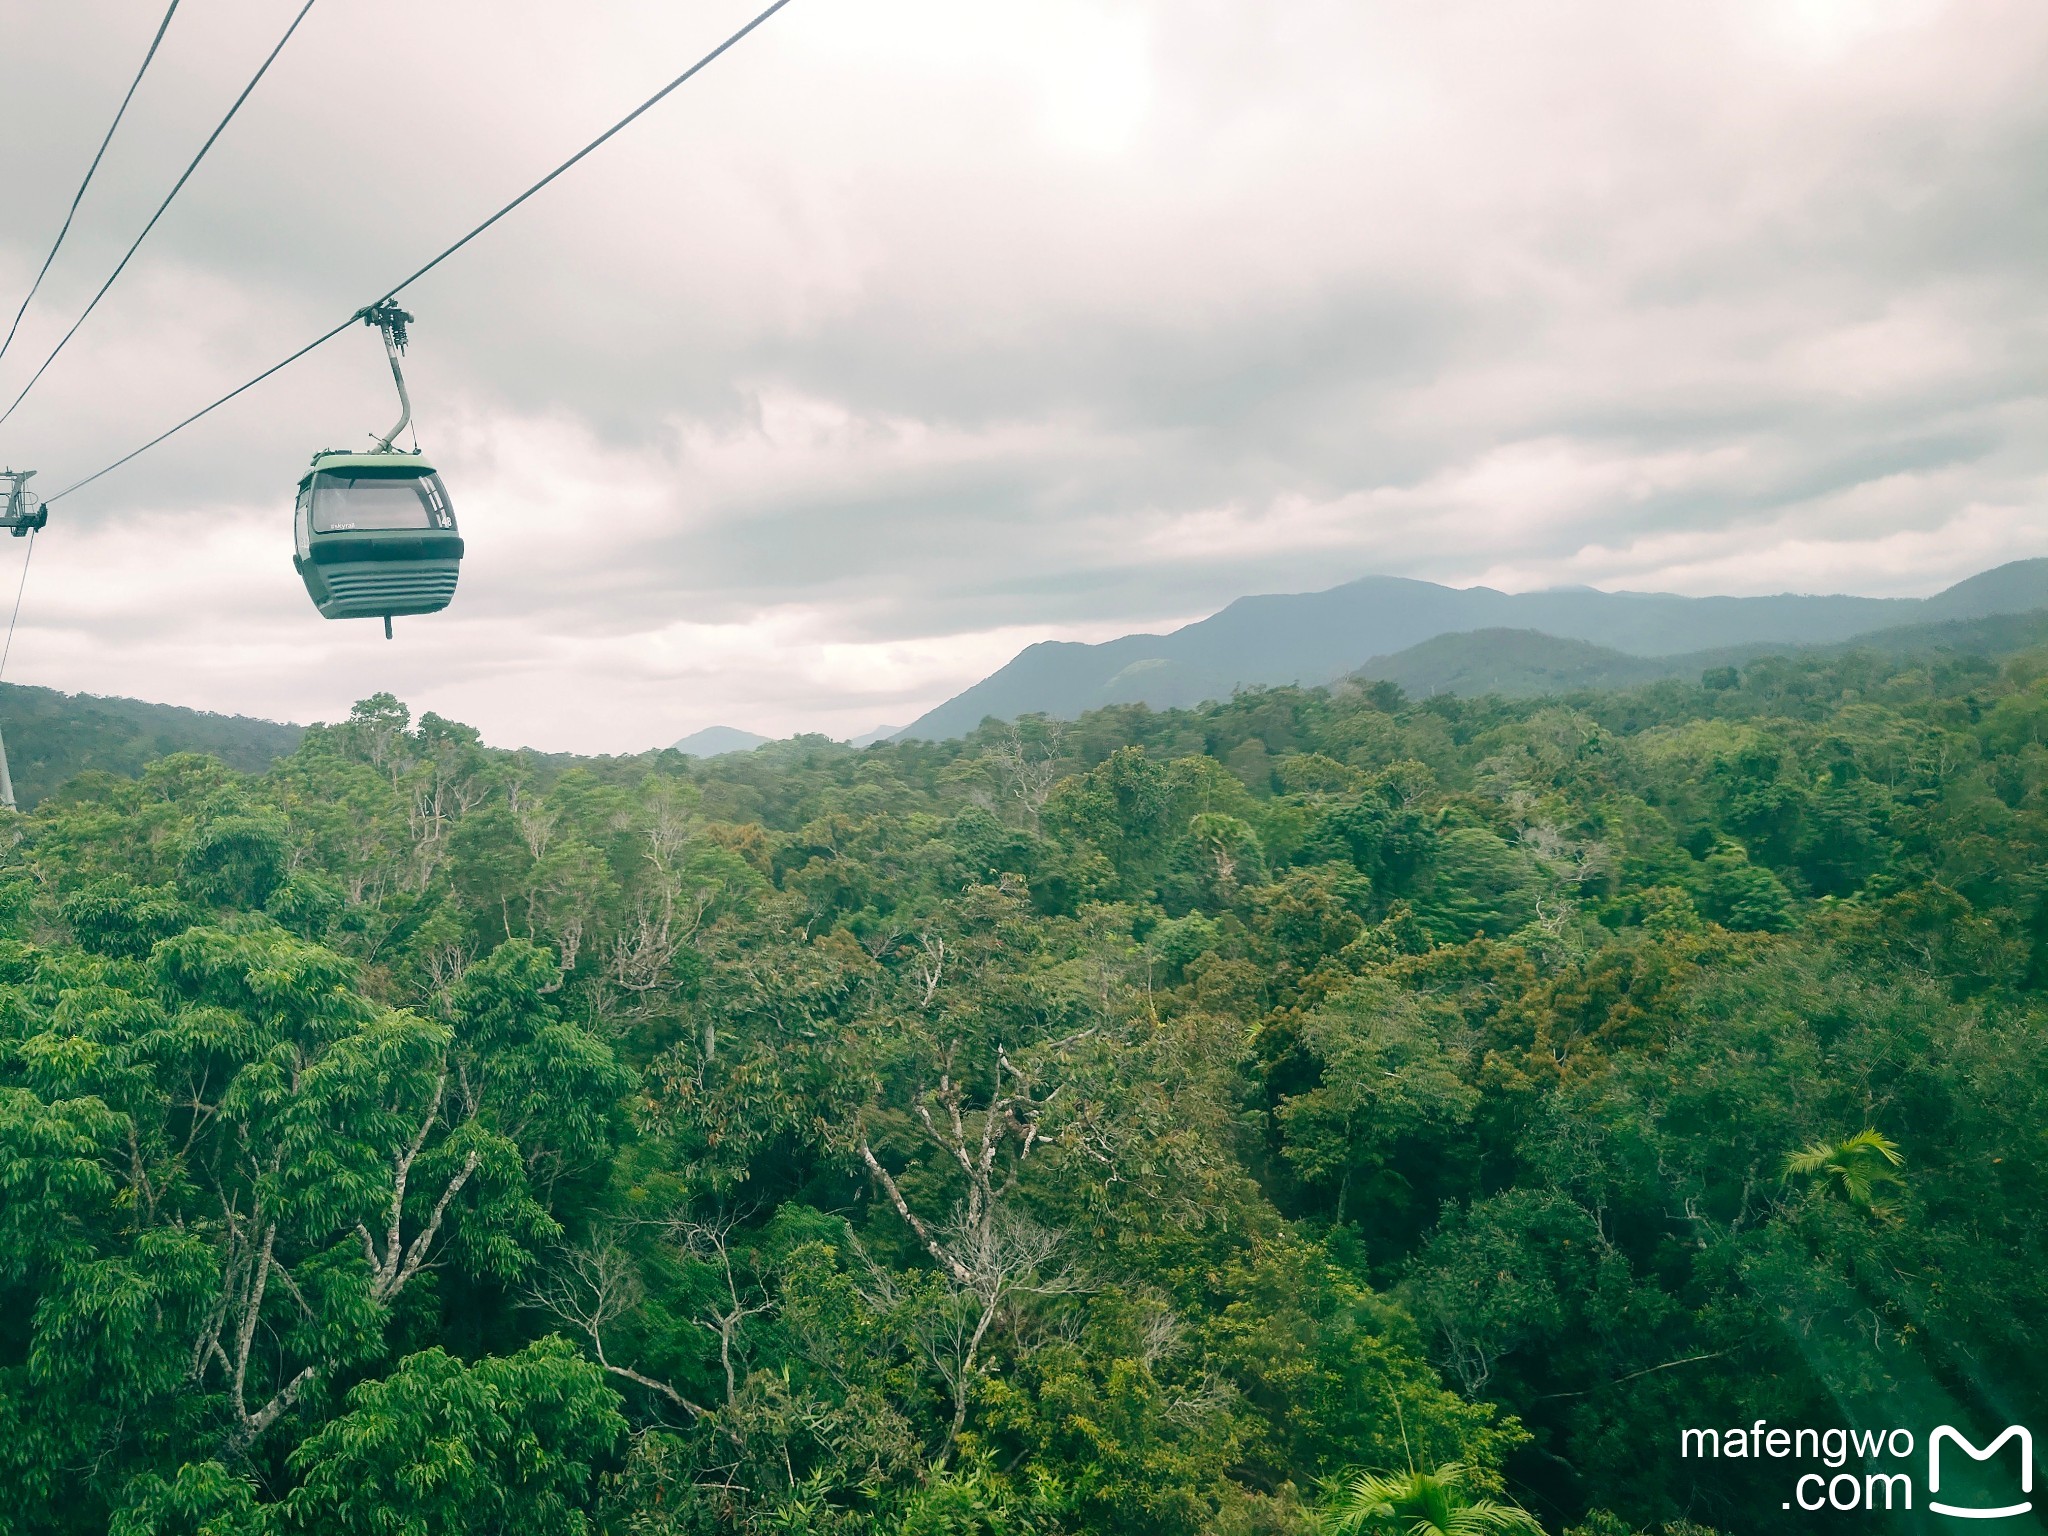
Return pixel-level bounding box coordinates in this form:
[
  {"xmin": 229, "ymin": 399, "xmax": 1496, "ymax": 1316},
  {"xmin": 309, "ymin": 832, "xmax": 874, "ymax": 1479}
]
[
  {"xmin": 1840, "ymin": 1128, "xmax": 1905, "ymax": 1167},
  {"xmin": 1316, "ymin": 1461, "xmax": 1546, "ymax": 1536},
  {"xmin": 1786, "ymin": 1129, "xmax": 1906, "ymax": 1209},
  {"xmin": 1785, "ymin": 1141, "xmax": 1836, "ymax": 1177}
]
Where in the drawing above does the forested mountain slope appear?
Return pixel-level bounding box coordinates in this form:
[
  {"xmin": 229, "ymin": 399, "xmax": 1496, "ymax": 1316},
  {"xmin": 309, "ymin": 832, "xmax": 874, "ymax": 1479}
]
[
  {"xmin": 7, "ymin": 647, "xmax": 2048, "ymax": 1533},
  {"xmin": 0, "ymin": 679, "xmax": 300, "ymax": 806},
  {"xmin": 901, "ymin": 558, "xmax": 2048, "ymax": 736},
  {"xmin": 1352, "ymin": 606, "xmax": 2048, "ymax": 699}
]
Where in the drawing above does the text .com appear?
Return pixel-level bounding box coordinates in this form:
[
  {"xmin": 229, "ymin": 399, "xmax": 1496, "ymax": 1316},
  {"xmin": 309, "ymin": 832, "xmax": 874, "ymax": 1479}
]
[{"xmin": 1679, "ymin": 1423, "xmax": 2033, "ymax": 1517}]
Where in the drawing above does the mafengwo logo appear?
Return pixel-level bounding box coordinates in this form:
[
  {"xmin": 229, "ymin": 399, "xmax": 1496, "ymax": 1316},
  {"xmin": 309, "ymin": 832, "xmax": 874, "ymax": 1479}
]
[
  {"xmin": 1680, "ymin": 1421, "xmax": 2033, "ymax": 1519},
  {"xmin": 1929, "ymin": 1427, "xmax": 2032, "ymax": 1520}
]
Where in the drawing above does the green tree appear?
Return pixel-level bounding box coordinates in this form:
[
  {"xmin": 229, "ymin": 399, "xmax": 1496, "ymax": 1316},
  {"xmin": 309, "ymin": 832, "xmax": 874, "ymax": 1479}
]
[
  {"xmin": 280, "ymin": 1339, "xmax": 625, "ymax": 1535},
  {"xmin": 1410, "ymin": 829, "xmax": 1541, "ymax": 942},
  {"xmin": 1690, "ymin": 841, "xmax": 1791, "ymax": 931},
  {"xmin": 1276, "ymin": 979, "xmax": 1477, "ymax": 1225}
]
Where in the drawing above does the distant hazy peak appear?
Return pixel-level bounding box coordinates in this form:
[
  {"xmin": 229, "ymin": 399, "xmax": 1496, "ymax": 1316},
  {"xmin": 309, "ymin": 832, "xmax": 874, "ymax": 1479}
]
[{"xmin": 669, "ymin": 725, "xmax": 772, "ymax": 757}]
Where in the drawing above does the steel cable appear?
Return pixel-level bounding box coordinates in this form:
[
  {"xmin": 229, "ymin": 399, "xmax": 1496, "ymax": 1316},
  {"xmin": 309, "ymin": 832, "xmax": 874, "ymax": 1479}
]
[
  {"xmin": 0, "ymin": 528, "xmax": 38, "ymax": 687},
  {"xmin": 45, "ymin": 0, "xmax": 796, "ymax": 504},
  {"xmin": 0, "ymin": 0, "xmax": 182, "ymax": 371},
  {"xmin": 0, "ymin": 0, "xmax": 320, "ymax": 432}
]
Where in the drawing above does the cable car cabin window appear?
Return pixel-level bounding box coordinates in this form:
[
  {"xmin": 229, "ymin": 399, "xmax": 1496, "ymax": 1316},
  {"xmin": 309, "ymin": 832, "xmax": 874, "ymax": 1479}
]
[{"xmin": 309, "ymin": 472, "xmax": 455, "ymax": 533}]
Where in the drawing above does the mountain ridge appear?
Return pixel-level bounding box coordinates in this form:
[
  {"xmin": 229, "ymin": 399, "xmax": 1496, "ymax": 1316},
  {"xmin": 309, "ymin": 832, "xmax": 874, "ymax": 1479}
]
[
  {"xmin": 0, "ymin": 681, "xmax": 302, "ymax": 808},
  {"xmin": 897, "ymin": 559, "xmax": 2048, "ymax": 738}
]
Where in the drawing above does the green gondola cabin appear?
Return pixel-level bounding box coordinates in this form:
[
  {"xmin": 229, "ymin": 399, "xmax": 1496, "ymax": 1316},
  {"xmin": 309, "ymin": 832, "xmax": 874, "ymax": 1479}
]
[{"xmin": 292, "ymin": 449, "xmax": 462, "ymax": 627}]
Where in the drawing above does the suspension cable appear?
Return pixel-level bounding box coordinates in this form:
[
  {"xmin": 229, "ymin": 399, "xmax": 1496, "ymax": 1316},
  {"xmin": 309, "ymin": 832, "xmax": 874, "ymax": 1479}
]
[
  {"xmin": 45, "ymin": 0, "xmax": 796, "ymax": 505},
  {"xmin": 0, "ymin": 0, "xmax": 319, "ymax": 433},
  {"xmin": 0, "ymin": 0, "xmax": 182, "ymax": 372},
  {"xmin": 0, "ymin": 528, "xmax": 38, "ymax": 687}
]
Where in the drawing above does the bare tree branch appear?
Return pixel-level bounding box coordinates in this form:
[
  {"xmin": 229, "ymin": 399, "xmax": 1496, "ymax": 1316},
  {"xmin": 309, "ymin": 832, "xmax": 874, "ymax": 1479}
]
[
  {"xmin": 529, "ymin": 1237, "xmax": 708, "ymax": 1417},
  {"xmin": 853, "ymin": 1046, "xmax": 1078, "ymax": 1460}
]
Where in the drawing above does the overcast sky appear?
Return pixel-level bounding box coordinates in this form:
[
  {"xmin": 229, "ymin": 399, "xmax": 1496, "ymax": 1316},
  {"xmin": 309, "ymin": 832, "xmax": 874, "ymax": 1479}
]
[{"xmin": 0, "ymin": 0, "xmax": 2042, "ymax": 752}]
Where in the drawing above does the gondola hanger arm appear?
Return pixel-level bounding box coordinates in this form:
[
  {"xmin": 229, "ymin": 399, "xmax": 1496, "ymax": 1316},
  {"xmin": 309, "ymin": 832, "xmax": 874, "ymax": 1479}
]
[{"xmin": 354, "ymin": 303, "xmax": 415, "ymax": 452}]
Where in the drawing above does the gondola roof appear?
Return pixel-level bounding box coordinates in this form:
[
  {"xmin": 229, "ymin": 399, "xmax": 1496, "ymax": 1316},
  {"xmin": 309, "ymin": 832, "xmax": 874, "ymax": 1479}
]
[{"xmin": 299, "ymin": 448, "xmax": 434, "ymax": 483}]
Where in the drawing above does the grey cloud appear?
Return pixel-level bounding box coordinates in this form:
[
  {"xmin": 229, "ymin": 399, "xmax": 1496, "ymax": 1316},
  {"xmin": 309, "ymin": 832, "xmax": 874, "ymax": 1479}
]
[{"xmin": 1, "ymin": 0, "xmax": 2045, "ymax": 749}]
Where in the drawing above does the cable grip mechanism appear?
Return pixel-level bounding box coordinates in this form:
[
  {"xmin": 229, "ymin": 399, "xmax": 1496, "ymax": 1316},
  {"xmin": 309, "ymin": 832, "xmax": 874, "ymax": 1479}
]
[{"xmin": 353, "ymin": 301, "xmax": 416, "ymax": 450}]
